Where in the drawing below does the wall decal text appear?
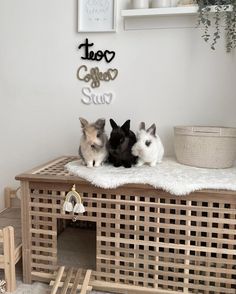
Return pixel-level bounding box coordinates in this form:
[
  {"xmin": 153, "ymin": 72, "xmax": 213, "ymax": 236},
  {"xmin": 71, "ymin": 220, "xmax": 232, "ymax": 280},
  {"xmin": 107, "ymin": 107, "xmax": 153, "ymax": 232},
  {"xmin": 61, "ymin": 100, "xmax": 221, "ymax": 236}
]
[
  {"xmin": 78, "ymin": 38, "xmax": 116, "ymax": 63},
  {"xmin": 77, "ymin": 65, "xmax": 118, "ymax": 88},
  {"xmin": 81, "ymin": 87, "xmax": 113, "ymax": 105}
]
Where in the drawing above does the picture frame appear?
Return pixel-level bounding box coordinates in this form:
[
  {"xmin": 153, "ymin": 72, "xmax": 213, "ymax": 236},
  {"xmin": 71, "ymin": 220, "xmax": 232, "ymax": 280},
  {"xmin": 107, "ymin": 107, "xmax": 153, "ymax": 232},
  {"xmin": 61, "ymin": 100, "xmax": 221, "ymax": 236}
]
[{"xmin": 78, "ymin": 0, "xmax": 117, "ymax": 33}]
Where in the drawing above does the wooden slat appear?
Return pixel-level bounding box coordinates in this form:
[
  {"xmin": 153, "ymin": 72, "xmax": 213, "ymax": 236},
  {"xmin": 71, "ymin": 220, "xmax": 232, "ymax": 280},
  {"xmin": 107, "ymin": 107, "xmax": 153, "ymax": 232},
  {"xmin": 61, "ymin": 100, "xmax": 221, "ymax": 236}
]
[
  {"xmin": 50, "ymin": 266, "xmax": 65, "ymax": 294},
  {"xmin": 49, "ymin": 281, "xmax": 93, "ymax": 292},
  {"xmin": 80, "ymin": 269, "xmax": 92, "ymax": 294},
  {"xmin": 31, "ymin": 237, "xmax": 54, "ymax": 244},
  {"xmin": 31, "ymin": 271, "xmax": 55, "ymax": 279},
  {"xmin": 15, "ymin": 244, "xmax": 22, "ymax": 263},
  {"xmin": 30, "ymin": 228, "xmax": 57, "ymax": 236},
  {"xmin": 3, "ymin": 226, "xmax": 16, "ymax": 292},
  {"xmin": 97, "ymin": 236, "xmax": 236, "ymax": 255},
  {"xmin": 29, "ymin": 202, "xmax": 61, "ymax": 209},
  {"xmin": 71, "ymin": 196, "xmax": 236, "ymax": 213},
  {"xmin": 69, "ymin": 269, "xmax": 82, "ymax": 294},
  {"xmin": 31, "ymin": 263, "xmax": 58, "ymax": 270},
  {"xmin": 61, "ymin": 267, "xmax": 74, "ymax": 294},
  {"xmin": 92, "ymin": 279, "xmax": 183, "ymax": 294},
  {"xmin": 21, "ymin": 181, "xmax": 32, "ymax": 284},
  {"xmin": 93, "ymin": 272, "xmax": 235, "ymax": 293},
  {"xmin": 31, "ymin": 246, "xmax": 56, "ymax": 254},
  {"xmin": 31, "ymin": 254, "xmax": 57, "ymax": 262}
]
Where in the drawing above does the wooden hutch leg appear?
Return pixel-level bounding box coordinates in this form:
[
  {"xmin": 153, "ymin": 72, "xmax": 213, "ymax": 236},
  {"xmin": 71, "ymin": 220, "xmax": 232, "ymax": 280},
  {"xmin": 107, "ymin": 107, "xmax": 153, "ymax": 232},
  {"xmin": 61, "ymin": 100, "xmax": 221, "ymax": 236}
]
[{"xmin": 21, "ymin": 181, "xmax": 32, "ymax": 284}]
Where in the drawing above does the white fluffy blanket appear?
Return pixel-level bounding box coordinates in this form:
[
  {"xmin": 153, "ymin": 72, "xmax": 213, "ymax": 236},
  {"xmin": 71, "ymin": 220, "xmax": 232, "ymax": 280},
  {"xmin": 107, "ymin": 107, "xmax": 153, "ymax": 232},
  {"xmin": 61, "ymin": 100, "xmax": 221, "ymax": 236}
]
[{"xmin": 65, "ymin": 158, "xmax": 236, "ymax": 196}]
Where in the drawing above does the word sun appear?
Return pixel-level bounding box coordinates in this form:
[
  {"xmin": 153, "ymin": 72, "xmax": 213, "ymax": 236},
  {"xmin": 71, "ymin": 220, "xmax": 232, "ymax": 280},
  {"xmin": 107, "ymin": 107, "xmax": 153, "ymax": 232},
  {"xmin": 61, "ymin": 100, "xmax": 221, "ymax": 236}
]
[{"xmin": 81, "ymin": 87, "xmax": 113, "ymax": 105}]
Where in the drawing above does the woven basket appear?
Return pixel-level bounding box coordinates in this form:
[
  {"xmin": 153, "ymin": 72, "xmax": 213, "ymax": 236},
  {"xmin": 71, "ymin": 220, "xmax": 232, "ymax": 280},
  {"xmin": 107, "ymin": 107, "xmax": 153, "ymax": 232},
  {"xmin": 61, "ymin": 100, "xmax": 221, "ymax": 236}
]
[{"xmin": 174, "ymin": 126, "xmax": 236, "ymax": 168}]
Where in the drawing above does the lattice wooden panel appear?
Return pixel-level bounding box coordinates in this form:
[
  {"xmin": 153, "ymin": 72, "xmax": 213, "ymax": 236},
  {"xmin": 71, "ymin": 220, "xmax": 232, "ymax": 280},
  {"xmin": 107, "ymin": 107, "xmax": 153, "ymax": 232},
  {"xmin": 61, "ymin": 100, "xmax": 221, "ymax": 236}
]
[
  {"xmin": 33, "ymin": 156, "xmax": 78, "ymax": 177},
  {"xmin": 30, "ymin": 188, "xmax": 58, "ymax": 274},
  {"xmin": 28, "ymin": 182, "xmax": 236, "ymax": 294}
]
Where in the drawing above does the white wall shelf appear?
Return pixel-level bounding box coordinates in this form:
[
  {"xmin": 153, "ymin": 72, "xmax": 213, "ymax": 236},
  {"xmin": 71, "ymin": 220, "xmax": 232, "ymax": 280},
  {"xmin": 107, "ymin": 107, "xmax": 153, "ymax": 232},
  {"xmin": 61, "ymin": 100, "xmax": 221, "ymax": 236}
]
[
  {"xmin": 121, "ymin": 5, "xmax": 232, "ymax": 30},
  {"xmin": 121, "ymin": 5, "xmax": 199, "ymax": 17},
  {"xmin": 121, "ymin": 5, "xmax": 232, "ymax": 18}
]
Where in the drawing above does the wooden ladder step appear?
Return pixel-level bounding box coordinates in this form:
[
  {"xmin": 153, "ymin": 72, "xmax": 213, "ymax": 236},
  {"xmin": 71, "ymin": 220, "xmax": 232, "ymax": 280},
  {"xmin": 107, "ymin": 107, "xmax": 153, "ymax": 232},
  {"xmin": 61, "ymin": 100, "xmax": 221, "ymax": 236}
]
[
  {"xmin": 61, "ymin": 267, "xmax": 73, "ymax": 294},
  {"xmin": 79, "ymin": 269, "xmax": 92, "ymax": 294},
  {"xmin": 50, "ymin": 266, "xmax": 65, "ymax": 294},
  {"xmin": 69, "ymin": 269, "xmax": 82, "ymax": 294},
  {"xmin": 49, "ymin": 267, "xmax": 93, "ymax": 294}
]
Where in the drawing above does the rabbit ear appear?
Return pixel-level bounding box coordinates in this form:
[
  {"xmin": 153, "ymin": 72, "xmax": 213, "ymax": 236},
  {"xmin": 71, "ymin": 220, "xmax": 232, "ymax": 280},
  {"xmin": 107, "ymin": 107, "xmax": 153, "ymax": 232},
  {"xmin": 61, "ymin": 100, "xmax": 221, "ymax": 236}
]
[
  {"xmin": 147, "ymin": 124, "xmax": 156, "ymax": 136},
  {"xmin": 121, "ymin": 120, "xmax": 130, "ymax": 135},
  {"xmin": 139, "ymin": 122, "xmax": 146, "ymax": 131},
  {"xmin": 110, "ymin": 119, "xmax": 118, "ymax": 129},
  {"xmin": 79, "ymin": 117, "xmax": 89, "ymax": 128},
  {"xmin": 95, "ymin": 118, "xmax": 105, "ymax": 130}
]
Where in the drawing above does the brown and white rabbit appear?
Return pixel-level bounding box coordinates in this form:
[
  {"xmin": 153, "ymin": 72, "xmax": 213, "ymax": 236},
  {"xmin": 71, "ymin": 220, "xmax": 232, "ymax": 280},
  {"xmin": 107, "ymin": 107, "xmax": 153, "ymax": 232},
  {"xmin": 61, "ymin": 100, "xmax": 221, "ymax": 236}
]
[
  {"xmin": 132, "ymin": 122, "xmax": 164, "ymax": 167},
  {"xmin": 79, "ymin": 117, "xmax": 108, "ymax": 167}
]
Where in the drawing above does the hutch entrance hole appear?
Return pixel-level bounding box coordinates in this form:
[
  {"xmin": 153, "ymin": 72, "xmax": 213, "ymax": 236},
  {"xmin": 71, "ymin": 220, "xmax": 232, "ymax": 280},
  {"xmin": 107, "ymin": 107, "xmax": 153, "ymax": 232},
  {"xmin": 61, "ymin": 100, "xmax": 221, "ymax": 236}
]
[{"xmin": 57, "ymin": 219, "xmax": 96, "ymax": 270}]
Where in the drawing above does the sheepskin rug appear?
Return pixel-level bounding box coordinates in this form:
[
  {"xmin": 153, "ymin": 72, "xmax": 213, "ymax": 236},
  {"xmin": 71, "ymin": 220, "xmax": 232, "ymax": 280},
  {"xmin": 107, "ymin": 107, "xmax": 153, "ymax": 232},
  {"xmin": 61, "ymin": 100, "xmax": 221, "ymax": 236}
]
[{"xmin": 65, "ymin": 157, "xmax": 236, "ymax": 195}]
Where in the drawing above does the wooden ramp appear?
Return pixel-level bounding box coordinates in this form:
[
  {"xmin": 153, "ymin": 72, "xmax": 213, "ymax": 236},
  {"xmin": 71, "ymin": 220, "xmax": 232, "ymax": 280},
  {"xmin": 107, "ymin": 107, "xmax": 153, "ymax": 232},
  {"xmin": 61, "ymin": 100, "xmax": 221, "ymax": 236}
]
[{"xmin": 50, "ymin": 267, "xmax": 92, "ymax": 294}]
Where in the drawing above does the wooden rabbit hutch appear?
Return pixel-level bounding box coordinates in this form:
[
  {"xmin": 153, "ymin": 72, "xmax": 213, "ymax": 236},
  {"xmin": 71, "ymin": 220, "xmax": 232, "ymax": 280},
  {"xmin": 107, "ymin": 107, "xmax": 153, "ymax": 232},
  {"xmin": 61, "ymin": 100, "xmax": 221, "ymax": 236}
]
[{"xmin": 16, "ymin": 156, "xmax": 236, "ymax": 294}]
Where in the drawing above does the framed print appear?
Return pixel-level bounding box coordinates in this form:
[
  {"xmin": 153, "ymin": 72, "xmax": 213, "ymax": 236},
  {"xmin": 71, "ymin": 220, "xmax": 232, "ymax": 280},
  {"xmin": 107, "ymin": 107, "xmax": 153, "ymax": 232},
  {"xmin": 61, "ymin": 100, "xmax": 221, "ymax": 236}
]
[{"xmin": 78, "ymin": 0, "xmax": 117, "ymax": 33}]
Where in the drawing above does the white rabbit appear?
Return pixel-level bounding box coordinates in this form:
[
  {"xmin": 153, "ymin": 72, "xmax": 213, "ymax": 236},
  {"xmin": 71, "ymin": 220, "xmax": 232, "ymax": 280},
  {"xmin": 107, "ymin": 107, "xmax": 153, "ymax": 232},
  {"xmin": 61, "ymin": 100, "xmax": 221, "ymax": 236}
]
[{"xmin": 132, "ymin": 122, "xmax": 164, "ymax": 167}]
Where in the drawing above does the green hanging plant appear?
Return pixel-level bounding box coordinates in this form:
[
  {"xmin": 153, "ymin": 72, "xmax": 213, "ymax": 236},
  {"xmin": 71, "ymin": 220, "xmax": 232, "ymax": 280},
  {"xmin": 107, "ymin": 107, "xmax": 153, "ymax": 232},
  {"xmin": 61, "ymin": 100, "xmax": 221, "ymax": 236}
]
[{"xmin": 197, "ymin": 0, "xmax": 236, "ymax": 51}]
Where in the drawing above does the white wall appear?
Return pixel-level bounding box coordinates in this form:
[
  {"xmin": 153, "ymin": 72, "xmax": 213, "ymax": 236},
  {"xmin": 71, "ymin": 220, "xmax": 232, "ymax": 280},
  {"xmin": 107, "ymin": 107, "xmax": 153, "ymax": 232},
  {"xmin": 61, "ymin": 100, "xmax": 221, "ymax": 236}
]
[{"xmin": 0, "ymin": 0, "xmax": 236, "ymax": 209}]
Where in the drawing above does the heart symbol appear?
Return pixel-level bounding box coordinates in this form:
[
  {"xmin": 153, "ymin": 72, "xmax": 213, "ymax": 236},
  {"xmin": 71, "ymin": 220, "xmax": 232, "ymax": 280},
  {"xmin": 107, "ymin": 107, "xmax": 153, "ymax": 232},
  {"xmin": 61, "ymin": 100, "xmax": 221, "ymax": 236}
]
[
  {"xmin": 103, "ymin": 93, "xmax": 113, "ymax": 104},
  {"xmin": 108, "ymin": 68, "xmax": 118, "ymax": 80},
  {"xmin": 104, "ymin": 50, "xmax": 116, "ymax": 63}
]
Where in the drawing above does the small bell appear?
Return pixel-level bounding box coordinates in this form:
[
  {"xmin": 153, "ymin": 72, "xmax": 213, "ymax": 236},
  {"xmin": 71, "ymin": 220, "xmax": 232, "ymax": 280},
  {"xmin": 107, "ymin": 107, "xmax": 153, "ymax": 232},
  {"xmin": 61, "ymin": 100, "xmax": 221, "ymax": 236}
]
[{"xmin": 72, "ymin": 216, "xmax": 78, "ymax": 222}]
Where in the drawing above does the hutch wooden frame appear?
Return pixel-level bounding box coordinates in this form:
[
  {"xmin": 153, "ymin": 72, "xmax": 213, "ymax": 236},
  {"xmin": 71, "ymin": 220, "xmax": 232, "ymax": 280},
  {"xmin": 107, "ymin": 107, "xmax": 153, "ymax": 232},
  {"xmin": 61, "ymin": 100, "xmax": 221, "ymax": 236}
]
[{"xmin": 16, "ymin": 156, "xmax": 236, "ymax": 294}]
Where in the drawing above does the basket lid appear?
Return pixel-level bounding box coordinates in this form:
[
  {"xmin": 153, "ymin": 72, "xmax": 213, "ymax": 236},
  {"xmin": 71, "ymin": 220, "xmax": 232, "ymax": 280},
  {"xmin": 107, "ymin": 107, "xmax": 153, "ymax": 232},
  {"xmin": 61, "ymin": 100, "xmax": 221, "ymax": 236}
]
[{"xmin": 174, "ymin": 126, "xmax": 236, "ymax": 138}]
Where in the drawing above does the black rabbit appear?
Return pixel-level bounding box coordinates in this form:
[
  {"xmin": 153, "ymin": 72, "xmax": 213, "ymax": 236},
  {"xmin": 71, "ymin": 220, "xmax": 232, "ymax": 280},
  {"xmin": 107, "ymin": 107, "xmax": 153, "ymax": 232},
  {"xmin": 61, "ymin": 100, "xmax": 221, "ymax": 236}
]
[{"xmin": 108, "ymin": 119, "xmax": 137, "ymax": 168}]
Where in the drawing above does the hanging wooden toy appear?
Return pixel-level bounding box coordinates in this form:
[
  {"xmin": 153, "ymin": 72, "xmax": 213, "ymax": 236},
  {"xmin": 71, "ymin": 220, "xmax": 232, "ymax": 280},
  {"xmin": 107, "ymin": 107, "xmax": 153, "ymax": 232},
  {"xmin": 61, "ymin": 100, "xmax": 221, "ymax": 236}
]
[{"xmin": 63, "ymin": 185, "xmax": 85, "ymax": 214}]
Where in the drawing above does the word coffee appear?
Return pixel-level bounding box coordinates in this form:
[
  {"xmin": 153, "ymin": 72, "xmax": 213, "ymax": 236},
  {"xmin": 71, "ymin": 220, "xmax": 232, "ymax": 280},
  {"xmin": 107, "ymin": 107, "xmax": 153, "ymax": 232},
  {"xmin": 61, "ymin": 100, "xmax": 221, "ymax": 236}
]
[{"xmin": 77, "ymin": 65, "xmax": 118, "ymax": 88}]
